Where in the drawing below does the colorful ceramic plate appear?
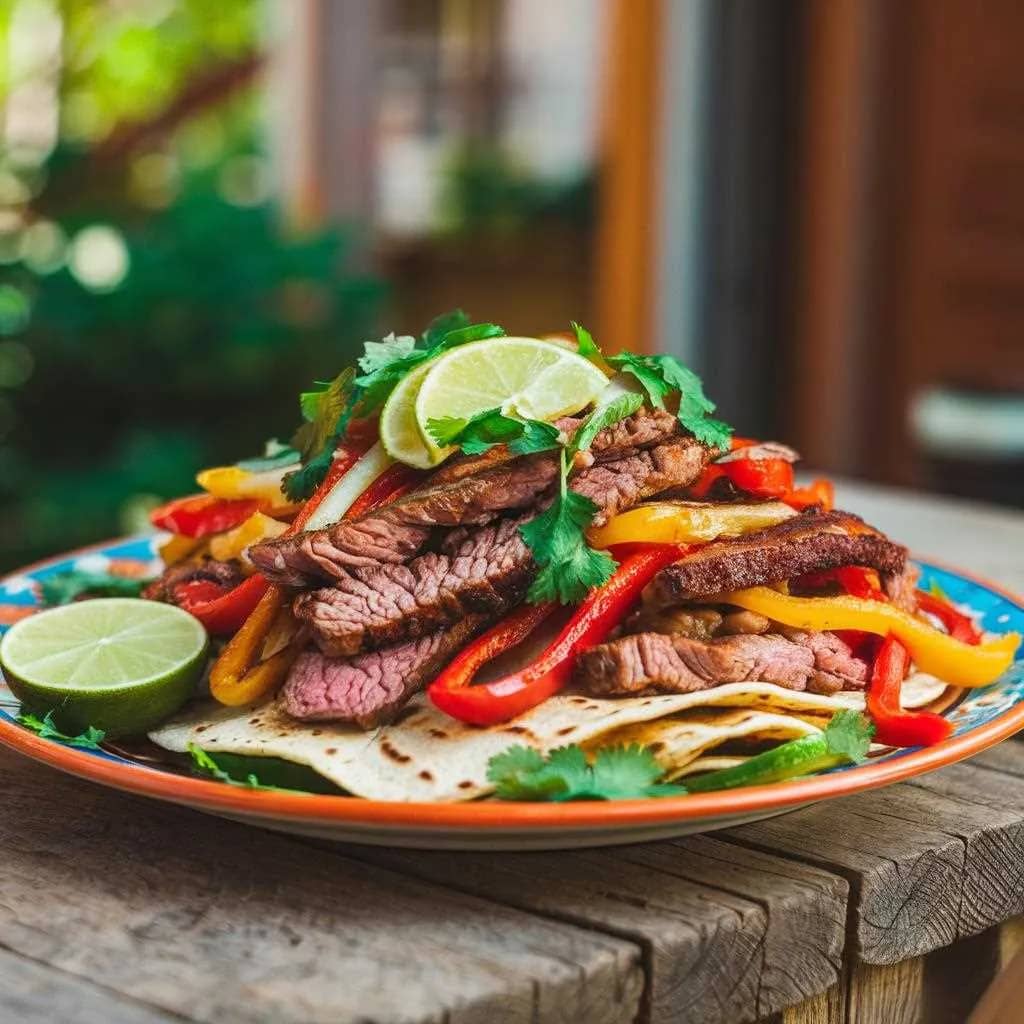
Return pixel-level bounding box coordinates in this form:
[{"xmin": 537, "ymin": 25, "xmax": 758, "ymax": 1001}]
[{"xmin": 1, "ymin": 535, "xmax": 1022, "ymax": 850}]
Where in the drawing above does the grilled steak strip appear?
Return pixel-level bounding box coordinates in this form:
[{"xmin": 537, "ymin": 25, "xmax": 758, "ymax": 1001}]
[
  {"xmin": 297, "ymin": 437, "xmax": 713, "ymax": 657},
  {"xmin": 281, "ymin": 614, "xmax": 490, "ymax": 728},
  {"xmin": 250, "ymin": 409, "xmax": 687, "ymax": 587},
  {"xmin": 648, "ymin": 509, "xmax": 907, "ymax": 606},
  {"xmin": 576, "ymin": 629, "xmax": 868, "ymax": 697}
]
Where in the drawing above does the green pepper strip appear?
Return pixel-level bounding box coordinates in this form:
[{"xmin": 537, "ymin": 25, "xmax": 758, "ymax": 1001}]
[{"xmin": 683, "ymin": 709, "xmax": 874, "ymax": 793}]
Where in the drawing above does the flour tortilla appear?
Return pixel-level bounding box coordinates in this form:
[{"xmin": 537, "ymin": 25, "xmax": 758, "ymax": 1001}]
[
  {"xmin": 591, "ymin": 706, "xmax": 825, "ymax": 780},
  {"xmin": 150, "ymin": 673, "xmax": 947, "ymax": 802}
]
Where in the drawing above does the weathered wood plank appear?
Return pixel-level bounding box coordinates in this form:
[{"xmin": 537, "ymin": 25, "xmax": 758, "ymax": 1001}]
[
  {"xmin": 0, "ymin": 949, "xmax": 178, "ymax": 1024},
  {"xmin": 723, "ymin": 793, "xmax": 965, "ymax": 964},
  {"xmin": 845, "ymin": 959, "xmax": 923, "ymax": 1024},
  {"xmin": 779, "ymin": 979, "xmax": 844, "ymax": 1024},
  {"xmin": 338, "ymin": 832, "xmax": 847, "ymax": 1024},
  {"xmin": 0, "ymin": 750, "xmax": 642, "ymax": 1024}
]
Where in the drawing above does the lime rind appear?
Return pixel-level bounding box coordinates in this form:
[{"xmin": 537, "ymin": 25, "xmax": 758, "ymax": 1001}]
[{"xmin": 379, "ymin": 360, "xmax": 445, "ymax": 469}]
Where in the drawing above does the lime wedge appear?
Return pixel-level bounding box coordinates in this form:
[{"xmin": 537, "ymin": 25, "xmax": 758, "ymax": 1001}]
[
  {"xmin": 0, "ymin": 598, "xmax": 208, "ymax": 738},
  {"xmin": 379, "ymin": 359, "xmax": 441, "ymax": 468},
  {"xmin": 414, "ymin": 337, "xmax": 609, "ymax": 462}
]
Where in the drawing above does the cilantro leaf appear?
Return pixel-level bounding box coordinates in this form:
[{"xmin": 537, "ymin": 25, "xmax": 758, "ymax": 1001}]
[
  {"xmin": 289, "ymin": 367, "xmax": 358, "ymax": 464},
  {"xmin": 358, "ymin": 333, "xmax": 417, "ymax": 375},
  {"xmin": 426, "ymin": 408, "xmax": 522, "ymax": 450},
  {"xmin": 422, "ymin": 309, "xmax": 470, "ymax": 348},
  {"xmin": 823, "ymin": 708, "xmax": 875, "ymax": 763},
  {"xmin": 427, "ymin": 409, "xmax": 561, "ymax": 457},
  {"xmin": 40, "ymin": 570, "xmax": 150, "ymax": 607},
  {"xmin": 520, "ymin": 450, "xmax": 617, "ymax": 605},
  {"xmin": 571, "ymin": 320, "xmax": 600, "ymax": 357},
  {"xmin": 568, "ymin": 391, "xmax": 644, "ymax": 458},
  {"xmin": 188, "ymin": 744, "xmax": 282, "ymax": 791},
  {"xmin": 17, "ymin": 711, "xmax": 105, "ymax": 750},
  {"xmin": 607, "ymin": 352, "xmax": 733, "ymax": 449},
  {"xmin": 508, "ymin": 419, "xmax": 561, "ymax": 456},
  {"xmin": 438, "ymin": 322, "xmax": 505, "ymax": 348},
  {"xmin": 487, "ymin": 742, "xmax": 686, "ymax": 801}
]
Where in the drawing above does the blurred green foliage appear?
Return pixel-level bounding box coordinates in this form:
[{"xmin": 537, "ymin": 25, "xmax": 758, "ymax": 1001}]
[{"xmin": 0, "ymin": 0, "xmax": 384, "ymax": 570}]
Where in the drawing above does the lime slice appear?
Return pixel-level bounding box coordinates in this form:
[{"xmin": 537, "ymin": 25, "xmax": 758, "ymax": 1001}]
[
  {"xmin": 0, "ymin": 598, "xmax": 208, "ymax": 738},
  {"xmin": 379, "ymin": 359, "xmax": 441, "ymax": 468},
  {"xmin": 414, "ymin": 337, "xmax": 609, "ymax": 462}
]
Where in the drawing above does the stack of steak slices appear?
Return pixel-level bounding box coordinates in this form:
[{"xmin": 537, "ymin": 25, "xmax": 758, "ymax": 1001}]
[{"xmin": 248, "ymin": 409, "xmax": 716, "ymax": 727}]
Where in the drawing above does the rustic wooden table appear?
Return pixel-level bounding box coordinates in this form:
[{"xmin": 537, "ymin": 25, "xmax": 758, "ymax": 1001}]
[{"xmin": 3, "ymin": 481, "xmax": 1024, "ymax": 1024}]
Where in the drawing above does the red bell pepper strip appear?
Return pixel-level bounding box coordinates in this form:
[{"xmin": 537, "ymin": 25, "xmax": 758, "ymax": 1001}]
[
  {"xmin": 171, "ymin": 442, "xmax": 371, "ymax": 635},
  {"xmin": 171, "ymin": 573, "xmax": 270, "ymax": 635},
  {"xmin": 428, "ymin": 543, "xmax": 692, "ymax": 725},
  {"xmin": 786, "ymin": 478, "xmax": 835, "ymax": 511},
  {"xmin": 345, "ymin": 463, "xmax": 425, "ymax": 521},
  {"xmin": 866, "ymin": 635, "xmax": 953, "ymax": 747},
  {"xmin": 150, "ymin": 494, "xmax": 261, "ymax": 538},
  {"xmin": 798, "ymin": 566, "xmax": 885, "ymax": 601},
  {"xmin": 721, "ymin": 457, "xmax": 795, "ymax": 499},
  {"xmin": 916, "ymin": 590, "xmax": 983, "ymax": 646}
]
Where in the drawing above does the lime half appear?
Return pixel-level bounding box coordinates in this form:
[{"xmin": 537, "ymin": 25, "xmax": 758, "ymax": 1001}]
[
  {"xmin": 379, "ymin": 359, "xmax": 441, "ymax": 468},
  {"xmin": 414, "ymin": 336, "xmax": 609, "ymax": 462},
  {"xmin": 0, "ymin": 598, "xmax": 208, "ymax": 738}
]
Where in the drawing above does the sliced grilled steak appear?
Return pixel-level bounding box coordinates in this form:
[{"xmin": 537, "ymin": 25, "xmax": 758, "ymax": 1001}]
[
  {"xmin": 648, "ymin": 509, "xmax": 907, "ymax": 606},
  {"xmin": 250, "ymin": 410, "xmax": 688, "ymax": 587},
  {"xmin": 297, "ymin": 437, "xmax": 713, "ymax": 657},
  {"xmin": 576, "ymin": 629, "xmax": 868, "ymax": 697},
  {"xmin": 281, "ymin": 614, "xmax": 489, "ymax": 727}
]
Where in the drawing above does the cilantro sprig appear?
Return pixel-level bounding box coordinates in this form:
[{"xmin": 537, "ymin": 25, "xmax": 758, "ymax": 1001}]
[
  {"xmin": 426, "ymin": 409, "xmax": 561, "ymax": 456},
  {"xmin": 486, "ymin": 711, "xmax": 875, "ymax": 803},
  {"xmin": 606, "ymin": 351, "xmax": 732, "ymax": 448},
  {"xmin": 487, "ymin": 743, "xmax": 685, "ymax": 801},
  {"xmin": 39, "ymin": 570, "xmax": 151, "ymax": 607},
  {"xmin": 17, "ymin": 711, "xmax": 105, "ymax": 750},
  {"xmin": 284, "ymin": 311, "xmax": 506, "ymax": 499}
]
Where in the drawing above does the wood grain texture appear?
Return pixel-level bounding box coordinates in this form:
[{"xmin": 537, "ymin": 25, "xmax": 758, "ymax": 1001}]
[
  {"xmin": 0, "ymin": 750, "xmax": 642, "ymax": 1024},
  {"xmin": 0, "ymin": 949, "xmax": 178, "ymax": 1024},
  {"xmin": 845, "ymin": 959, "xmax": 923, "ymax": 1024},
  {"xmin": 339, "ymin": 833, "xmax": 847, "ymax": 1024}
]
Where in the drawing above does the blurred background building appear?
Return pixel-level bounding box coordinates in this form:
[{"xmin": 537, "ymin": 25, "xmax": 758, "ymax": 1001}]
[{"xmin": 0, "ymin": 0, "xmax": 1021, "ymax": 570}]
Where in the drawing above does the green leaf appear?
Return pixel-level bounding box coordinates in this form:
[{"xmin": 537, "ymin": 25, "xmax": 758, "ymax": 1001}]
[
  {"xmin": 568, "ymin": 391, "xmax": 644, "ymax": 458},
  {"xmin": 520, "ymin": 461, "xmax": 617, "ymax": 605},
  {"xmin": 606, "ymin": 351, "xmax": 733, "ymax": 450},
  {"xmin": 427, "ymin": 409, "xmax": 560, "ymax": 457},
  {"xmin": 17, "ymin": 711, "xmax": 105, "ymax": 750},
  {"xmin": 508, "ymin": 419, "xmax": 561, "ymax": 455},
  {"xmin": 589, "ymin": 744, "xmax": 665, "ymax": 798},
  {"xmin": 357, "ymin": 333, "xmax": 417, "ymax": 375},
  {"xmin": 421, "ymin": 309, "xmax": 470, "ymax": 348},
  {"xmin": 188, "ymin": 744, "xmax": 287, "ymax": 792},
  {"xmin": 823, "ymin": 709, "xmax": 875, "ymax": 763},
  {"xmin": 39, "ymin": 570, "xmax": 150, "ymax": 607},
  {"xmin": 438, "ymin": 322, "xmax": 505, "ymax": 348},
  {"xmin": 571, "ymin": 320, "xmax": 600, "ymax": 357},
  {"xmin": 289, "ymin": 367, "xmax": 357, "ymax": 463},
  {"xmin": 486, "ymin": 742, "xmax": 686, "ymax": 801}
]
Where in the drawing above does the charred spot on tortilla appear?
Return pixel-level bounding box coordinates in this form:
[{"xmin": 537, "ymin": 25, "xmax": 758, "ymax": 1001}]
[
  {"xmin": 380, "ymin": 739, "xmax": 412, "ymax": 764},
  {"xmin": 325, "ymin": 747, "xmax": 337, "ymax": 755},
  {"xmin": 427, "ymin": 728, "xmax": 448, "ymax": 739},
  {"xmin": 419, "ymin": 770, "xmax": 434, "ymax": 781}
]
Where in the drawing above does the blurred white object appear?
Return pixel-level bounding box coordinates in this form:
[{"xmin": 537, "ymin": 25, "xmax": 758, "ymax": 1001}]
[{"xmin": 910, "ymin": 388, "xmax": 1024, "ymax": 460}]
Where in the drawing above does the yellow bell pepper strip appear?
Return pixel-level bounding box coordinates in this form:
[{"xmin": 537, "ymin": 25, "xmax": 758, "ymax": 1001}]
[
  {"xmin": 196, "ymin": 465, "xmax": 300, "ymax": 515},
  {"xmin": 588, "ymin": 501, "xmax": 795, "ymax": 548},
  {"xmin": 721, "ymin": 587, "xmax": 1021, "ymax": 688},
  {"xmin": 209, "ymin": 586, "xmax": 296, "ymax": 705},
  {"xmin": 157, "ymin": 533, "xmax": 205, "ymax": 567},
  {"xmin": 209, "ymin": 512, "xmax": 288, "ymax": 564}
]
